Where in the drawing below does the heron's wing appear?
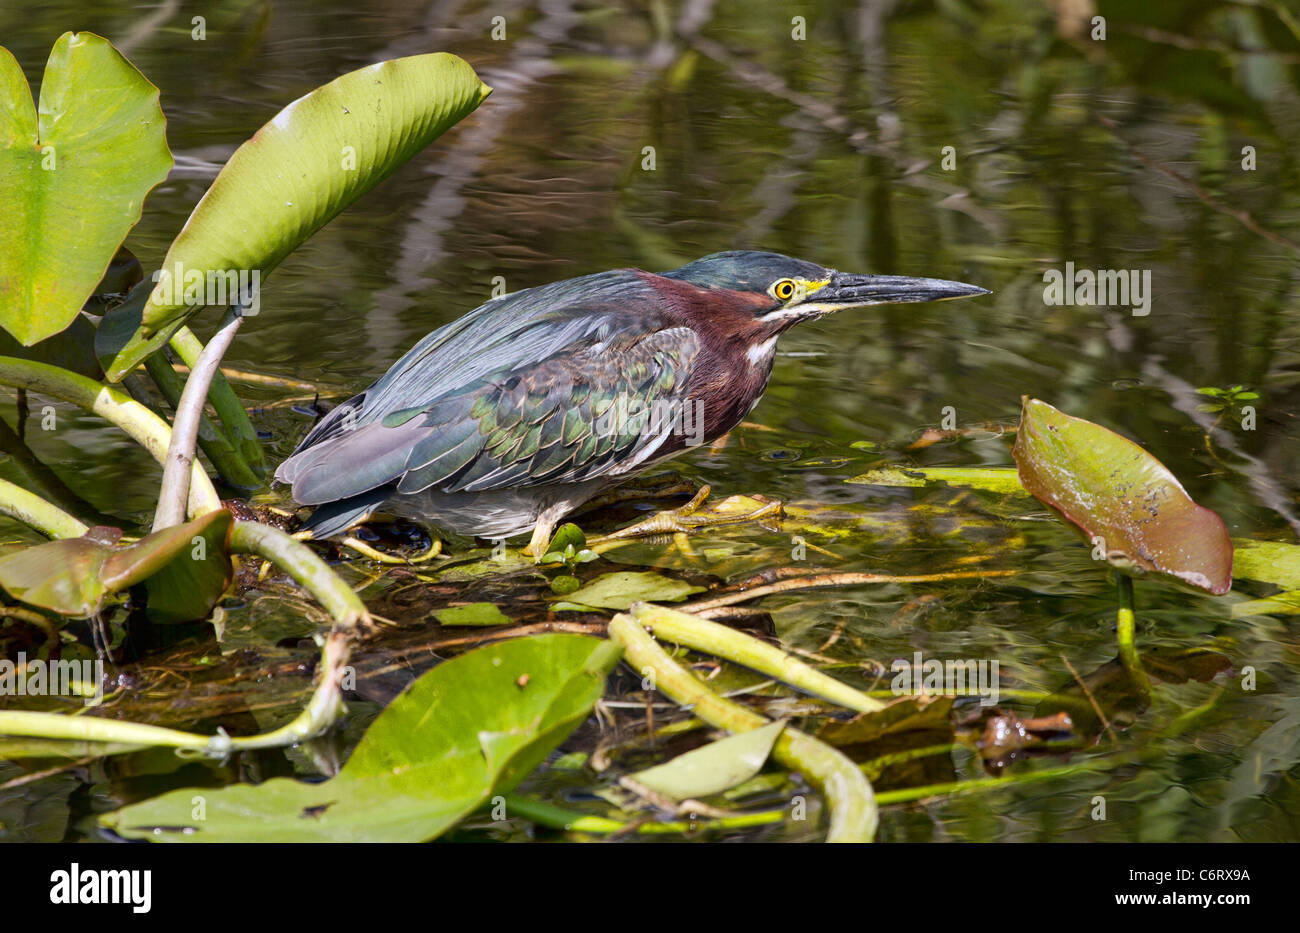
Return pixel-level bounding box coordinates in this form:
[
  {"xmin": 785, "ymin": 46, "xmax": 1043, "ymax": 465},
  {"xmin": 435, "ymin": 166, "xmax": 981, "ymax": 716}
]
[
  {"xmin": 282, "ymin": 269, "xmax": 647, "ymax": 454},
  {"xmin": 277, "ymin": 272, "xmax": 701, "ymax": 507}
]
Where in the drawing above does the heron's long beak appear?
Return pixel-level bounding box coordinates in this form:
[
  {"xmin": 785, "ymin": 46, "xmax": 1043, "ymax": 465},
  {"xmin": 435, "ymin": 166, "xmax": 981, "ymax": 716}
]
[{"xmin": 813, "ymin": 272, "xmax": 990, "ymax": 308}]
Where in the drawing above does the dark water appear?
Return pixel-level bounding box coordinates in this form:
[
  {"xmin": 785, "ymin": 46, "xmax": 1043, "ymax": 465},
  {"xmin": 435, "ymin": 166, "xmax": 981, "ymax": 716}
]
[{"xmin": 2, "ymin": 0, "xmax": 1299, "ymax": 841}]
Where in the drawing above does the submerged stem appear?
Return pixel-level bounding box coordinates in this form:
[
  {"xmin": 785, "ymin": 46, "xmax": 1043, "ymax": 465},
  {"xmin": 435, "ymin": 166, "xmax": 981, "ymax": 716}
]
[
  {"xmin": 1114, "ymin": 573, "xmax": 1149, "ymax": 693},
  {"xmin": 608, "ymin": 614, "xmax": 877, "ymax": 842},
  {"xmin": 681, "ymin": 569, "xmax": 1018, "ymax": 612}
]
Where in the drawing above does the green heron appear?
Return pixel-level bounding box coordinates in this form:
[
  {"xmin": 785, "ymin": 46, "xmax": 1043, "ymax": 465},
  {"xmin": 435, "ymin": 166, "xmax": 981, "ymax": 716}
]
[{"xmin": 276, "ymin": 251, "xmax": 988, "ymax": 556}]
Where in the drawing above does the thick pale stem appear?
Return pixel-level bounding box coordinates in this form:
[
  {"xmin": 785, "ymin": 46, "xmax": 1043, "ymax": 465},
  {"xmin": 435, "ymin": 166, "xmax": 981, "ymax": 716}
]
[
  {"xmin": 0, "ymin": 357, "xmax": 220, "ymax": 517},
  {"xmin": 169, "ymin": 326, "xmax": 267, "ymax": 475},
  {"xmin": 629, "ymin": 602, "xmax": 884, "ymax": 713},
  {"xmin": 0, "ymin": 712, "xmax": 211, "ymax": 750},
  {"xmin": 229, "ymin": 520, "xmax": 369, "ymax": 630},
  {"xmin": 216, "ymin": 520, "xmax": 371, "ymax": 750},
  {"xmin": 608, "ymin": 614, "xmax": 877, "ymax": 843},
  {"xmin": 153, "ymin": 309, "xmax": 244, "ymax": 531},
  {"xmin": 0, "ymin": 477, "xmax": 89, "ymax": 539},
  {"xmin": 144, "ymin": 351, "xmax": 262, "ymax": 489}
]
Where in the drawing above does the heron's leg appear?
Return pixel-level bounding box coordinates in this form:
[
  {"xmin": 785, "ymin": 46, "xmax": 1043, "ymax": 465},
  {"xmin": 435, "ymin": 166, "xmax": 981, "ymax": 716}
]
[
  {"xmin": 523, "ymin": 503, "xmax": 571, "ymax": 561},
  {"xmin": 593, "ymin": 486, "xmax": 783, "ymax": 542}
]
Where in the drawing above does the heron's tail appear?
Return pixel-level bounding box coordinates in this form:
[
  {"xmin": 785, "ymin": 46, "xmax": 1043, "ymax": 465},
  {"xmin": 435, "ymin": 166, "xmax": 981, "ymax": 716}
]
[{"xmin": 296, "ymin": 487, "xmax": 392, "ymax": 538}]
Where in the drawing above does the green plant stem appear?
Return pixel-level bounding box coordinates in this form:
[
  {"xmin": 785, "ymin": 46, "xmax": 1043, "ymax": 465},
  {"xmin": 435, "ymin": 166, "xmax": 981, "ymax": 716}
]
[
  {"xmin": 871, "ymin": 760, "xmax": 1111, "ymax": 806},
  {"xmin": 0, "ymin": 712, "xmax": 213, "ymax": 750},
  {"xmin": 229, "ymin": 520, "xmax": 369, "ymax": 630},
  {"xmin": 501, "ymin": 793, "xmax": 787, "ymax": 835},
  {"xmin": 629, "ymin": 602, "xmax": 884, "ymax": 713},
  {"xmin": 143, "ymin": 351, "xmax": 261, "ymax": 489},
  {"xmin": 0, "ymin": 520, "xmax": 369, "ymax": 755},
  {"xmin": 1115, "ymin": 573, "xmax": 1149, "ymax": 693},
  {"xmin": 154, "ymin": 309, "xmax": 244, "ymax": 530},
  {"xmin": 0, "ymin": 356, "xmax": 220, "ymax": 517},
  {"xmin": 221, "ymin": 519, "xmax": 371, "ymax": 749},
  {"xmin": 608, "ymin": 614, "xmax": 877, "ymax": 843},
  {"xmin": 0, "ymin": 477, "xmax": 88, "ymax": 539},
  {"xmin": 169, "ymin": 327, "xmax": 267, "ymax": 476},
  {"xmin": 503, "ymin": 754, "xmax": 1116, "ymax": 835},
  {"xmin": 859, "ymin": 743, "xmax": 956, "ymax": 779}
]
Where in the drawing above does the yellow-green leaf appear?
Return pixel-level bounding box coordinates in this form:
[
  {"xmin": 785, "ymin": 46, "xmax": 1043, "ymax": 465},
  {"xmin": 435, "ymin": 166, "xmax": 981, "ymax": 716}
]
[
  {"xmin": 0, "ymin": 33, "xmax": 171, "ymax": 345},
  {"xmin": 99, "ymin": 52, "xmax": 490, "ymax": 379},
  {"xmin": 1012, "ymin": 398, "xmax": 1233, "ymax": 595}
]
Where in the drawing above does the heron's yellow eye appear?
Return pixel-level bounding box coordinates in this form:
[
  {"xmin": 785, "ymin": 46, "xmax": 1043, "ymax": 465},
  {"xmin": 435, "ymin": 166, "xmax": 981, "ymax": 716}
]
[{"xmin": 773, "ymin": 279, "xmax": 796, "ymax": 301}]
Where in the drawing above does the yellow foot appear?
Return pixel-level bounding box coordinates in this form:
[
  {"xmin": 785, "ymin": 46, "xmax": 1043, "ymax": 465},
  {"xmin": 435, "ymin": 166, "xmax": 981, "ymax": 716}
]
[
  {"xmin": 294, "ymin": 527, "xmax": 443, "ymax": 564},
  {"xmin": 522, "ymin": 506, "xmax": 567, "ymax": 563},
  {"xmin": 340, "ymin": 535, "xmax": 443, "ymax": 564},
  {"xmin": 593, "ymin": 486, "xmax": 783, "ymax": 542}
]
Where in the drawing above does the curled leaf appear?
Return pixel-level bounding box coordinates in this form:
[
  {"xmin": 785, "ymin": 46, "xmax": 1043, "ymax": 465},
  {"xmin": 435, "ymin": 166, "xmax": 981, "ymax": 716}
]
[{"xmin": 1012, "ymin": 398, "xmax": 1232, "ymax": 595}]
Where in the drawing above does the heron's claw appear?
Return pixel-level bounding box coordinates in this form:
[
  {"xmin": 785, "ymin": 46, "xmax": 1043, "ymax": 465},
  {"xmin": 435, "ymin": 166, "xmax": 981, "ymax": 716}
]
[{"xmin": 595, "ymin": 486, "xmax": 783, "ymax": 542}]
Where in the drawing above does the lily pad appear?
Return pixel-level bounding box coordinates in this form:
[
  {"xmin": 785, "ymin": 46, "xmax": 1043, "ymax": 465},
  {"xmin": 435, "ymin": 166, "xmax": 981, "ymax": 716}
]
[
  {"xmin": 545, "ymin": 523, "xmax": 586, "ymax": 555},
  {"xmin": 137, "ymin": 510, "xmax": 235, "ymax": 624},
  {"xmin": 1011, "ymin": 397, "xmax": 1232, "ymax": 595},
  {"xmin": 0, "ymin": 510, "xmax": 232, "ymax": 621},
  {"xmin": 0, "ymin": 33, "xmax": 170, "ymax": 345},
  {"xmin": 627, "ymin": 721, "xmax": 785, "ymax": 801},
  {"xmin": 552, "ymin": 571, "xmax": 705, "ymax": 611},
  {"xmin": 101, "ymin": 634, "xmax": 621, "ymax": 842}
]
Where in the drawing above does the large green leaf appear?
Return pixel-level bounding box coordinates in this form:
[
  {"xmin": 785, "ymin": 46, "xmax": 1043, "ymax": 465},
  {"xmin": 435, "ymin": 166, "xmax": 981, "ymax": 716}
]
[
  {"xmin": 101, "ymin": 634, "xmax": 621, "ymax": 842},
  {"xmin": 0, "ymin": 537, "xmax": 107, "ymax": 616},
  {"xmin": 0, "ymin": 247, "xmax": 144, "ymax": 379},
  {"xmin": 0, "ymin": 33, "xmax": 170, "ymax": 345},
  {"xmin": 1011, "ymin": 397, "xmax": 1233, "ymax": 595},
  {"xmin": 99, "ymin": 52, "xmax": 490, "ymax": 380},
  {"xmin": 0, "ymin": 511, "xmax": 232, "ymax": 620}
]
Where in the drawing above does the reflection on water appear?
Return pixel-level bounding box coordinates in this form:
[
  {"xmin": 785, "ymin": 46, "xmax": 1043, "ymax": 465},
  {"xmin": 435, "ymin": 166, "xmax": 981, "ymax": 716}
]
[{"xmin": 2, "ymin": 0, "xmax": 1299, "ymax": 841}]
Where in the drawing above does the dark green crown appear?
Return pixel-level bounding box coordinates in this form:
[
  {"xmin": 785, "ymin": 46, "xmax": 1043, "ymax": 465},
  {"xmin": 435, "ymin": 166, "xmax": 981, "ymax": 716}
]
[{"xmin": 662, "ymin": 250, "xmax": 831, "ymax": 293}]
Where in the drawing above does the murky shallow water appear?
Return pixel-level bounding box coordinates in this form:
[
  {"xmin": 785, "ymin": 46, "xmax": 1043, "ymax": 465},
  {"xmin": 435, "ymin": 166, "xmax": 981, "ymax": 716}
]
[{"xmin": 2, "ymin": 0, "xmax": 1299, "ymax": 841}]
